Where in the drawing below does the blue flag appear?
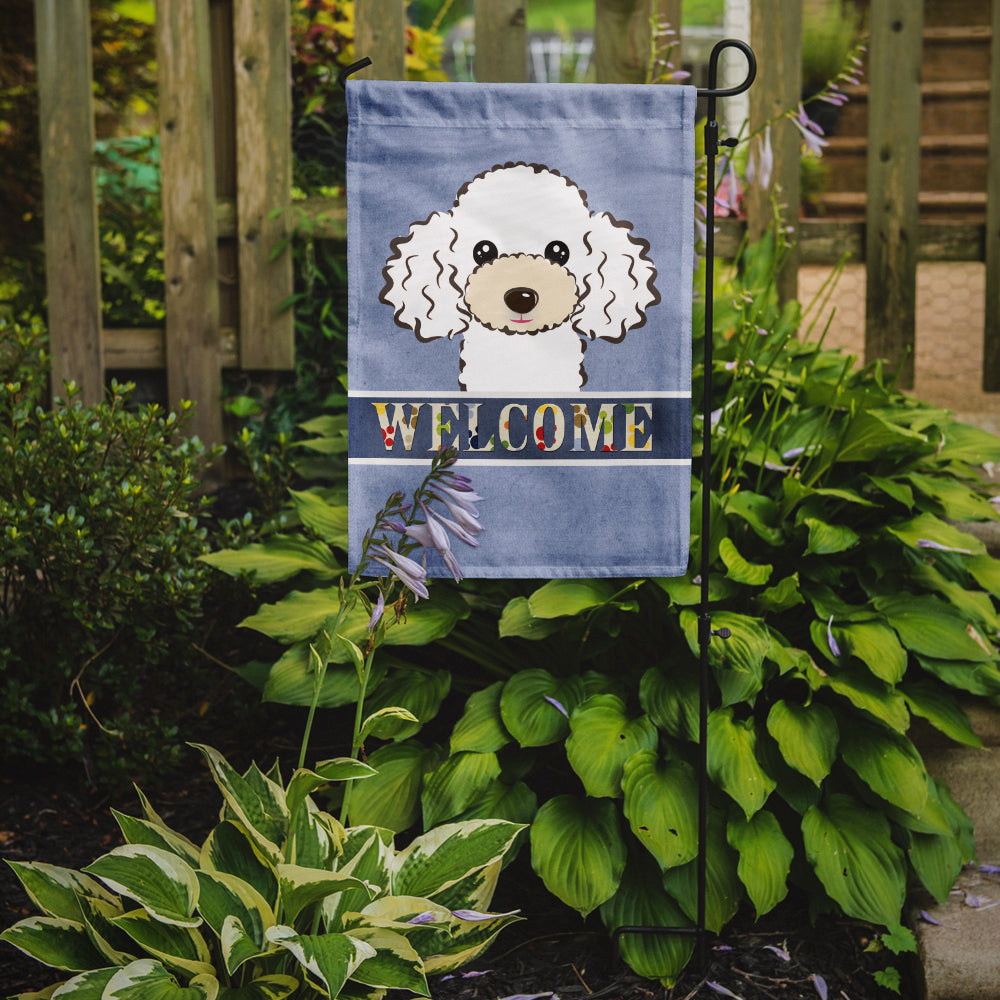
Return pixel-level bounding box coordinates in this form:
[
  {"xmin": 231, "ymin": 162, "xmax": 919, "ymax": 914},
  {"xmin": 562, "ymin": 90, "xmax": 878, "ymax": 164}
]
[{"xmin": 347, "ymin": 80, "xmax": 696, "ymax": 578}]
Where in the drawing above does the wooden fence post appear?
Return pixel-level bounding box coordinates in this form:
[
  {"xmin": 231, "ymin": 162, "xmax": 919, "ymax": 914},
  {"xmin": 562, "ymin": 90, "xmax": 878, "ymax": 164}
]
[
  {"xmin": 746, "ymin": 0, "xmax": 801, "ymax": 306},
  {"xmin": 474, "ymin": 0, "xmax": 527, "ymax": 83},
  {"xmin": 983, "ymin": 0, "xmax": 1000, "ymax": 390},
  {"xmin": 864, "ymin": 0, "xmax": 923, "ymax": 389},
  {"xmin": 157, "ymin": 0, "xmax": 223, "ymax": 445},
  {"xmin": 233, "ymin": 0, "xmax": 294, "ymax": 370},
  {"xmin": 594, "ymin": 0, "xmax": 653, "ymax": 84},
  {"xmin": 354, "ymin": 0, "xmax": 407, "ymax": 80},
  {"xmin": 34, "ymin": 0, "xmax": 104, "ymax": 405}
]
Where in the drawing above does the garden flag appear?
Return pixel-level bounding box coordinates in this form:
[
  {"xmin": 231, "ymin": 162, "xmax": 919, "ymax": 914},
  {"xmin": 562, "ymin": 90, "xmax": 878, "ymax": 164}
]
[{"xmin": 347, "ymin": 80, "xmax": 696, "ymax": 578}]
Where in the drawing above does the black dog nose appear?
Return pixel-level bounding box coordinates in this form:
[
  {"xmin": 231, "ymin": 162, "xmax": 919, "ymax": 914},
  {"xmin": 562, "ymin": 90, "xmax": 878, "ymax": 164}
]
[{"xmin": 504, "ymin": 287, "xmax": 539, "ymax": 314}]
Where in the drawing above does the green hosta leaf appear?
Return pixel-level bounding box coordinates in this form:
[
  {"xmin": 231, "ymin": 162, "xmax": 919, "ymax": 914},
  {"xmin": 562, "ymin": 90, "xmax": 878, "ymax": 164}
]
[
  {"xmin": 886, "ymin": 512, "xmax": 985, "ymax": 556},
  {"xmin": 661, "ymin": 810, "xmax": 741, "ymax": 933},
  {"xmin": 346, "ymin": 926, "xmax": 428, "ymax": 994},
  {"xmin": 200, "ymin": 822, "xmax": 278, "ymax": 910},
  {"xmin": 103, "ymin": 959, "xmax": 218, "ymax": 1000},
  {"xmin": 755, "ymin": 573, "xmax": 804, "ymax": 614},
  {"xmin": 499, "ymin": 670, "xmax": 584, "ymax": 747},
  {"xmin": 260, "ymin": 643, "xmax": 386, "ymax": 709},
  {"xmin": 724, "ymin": 490, "xmax": 784, "ymax": 545},
  {"xmin": 288, "ymin": 488, "xmax": 349, "ymax": 547},
  {"xmin": 497, "ymin": 596, "xmax": 564, "ymax": 639},
  {"xmin": 526, "ymin": 579, "xmax": 616, "ymax": 618},
  {"xmin": 906, "ymin": 472, "xmax": 998, "ymax": 522},
  {"xmin": 911, "ymin": 562, "xmax": 1000, "ymax": 633},
  {"xmin": 839, "ymin": 718, "xmax": 929, "ymax": 816},
  {"xmin": 718, "ymin": 537, "xmax": 772, "ymax": 586},
  {"xmin": 347, "ymin": 740, "xmax": 442, "ymax": 832},
  {"xmin": 360, "ymin": 706, "xmax": 421, "ymax": 742},
  {"xmin": 916, "ymin": 655, "xmax": 1000, "ymax": 697},
  {"xmin": 874, "ymin": 594, "xmax": 995, "ymax": 662},
  {"xmin": 265, "ymin": 926, "xmax": 375, "ymax": 997},
  {"xmin": 216, "ymin": 975, "xmax": 299, "ymax": 1000},
  {"xmin": 680, "ymin": 610, "xmax": 770, "ymax": 706},
  {"xmin": 452, "ymin": 779, "xmax": 538, "ymax": 827},
  {"xmin": 639, "ymin": 664, "xmax": 699, "ymax": 742},
  {"xmin": 599, "ymin": 853, "xmax": 694, "ymax": 987},
  {"xmin": 808, "ymin": 660, "xmax": 910, "ymax": 732},
  {"xmin": 802, "ymin": 793, "xmax": 906, "ymax": 926},
  {"xmin": 803, "ymin": 517, "xmax": 859, "ymax": 556},
  {"xmin": 901, "ymin": 680, "xmax": 982, "ymax": 748},
  {"xmin": 866, "ymin": 474, "xmax": 914, "ymax": 509},
  {"xmin": 727, "ymin": 811, "xmax": 793, "ymax": 917},
  {"xmin": 621, "ymin": 751, "xmax": 698, "ymax": 871},
  {"xmin": 655, "ymin": 572, "xmax": 737, "ymax": 606},
  {"xmin": 835, "ymin": 621, "xmax": 907, "ymax": 684},
  {"xmin": 83, "ymin": 846, "xmax": 200, "ymax": 928},
  {"xmin": 190, "ymin": 746, "xmax": 287, "ymax": 863},
  {"xmin": 707, "ymin": 708, "xmax": 776, "ymax": 818},
  {"xmin": 421, "ymin": 751, "xmax": 502, "ymax": 828},
  {"xmin": 111, "ymin": 908, "xmax": 214, "ymax": 978},
  {"xmin": 967, "ymin": 553, "xmax": 1000, "ymax": 597},
  {"xmin": 5, "ymin": 862, "xmax": 118, "ymax": 923},
  {"xmin": 530, "ymin": 795, "xmax": 626, "ymax": 917},
  {"xmin": 112, "ymin": 812, "xmax": 201, "ymax": 868},
  {"xmin": 200, "ymin": 535, "xmax": 341, "ymax": 584},
  {"xmin": 765, "ymin": 701, "xmax": 838, "ymax": 786},
  {"xmin": 285, "ymin": 759, "xmax": 376, "ymax": 822},
  {"xmin": 835, "ymin": 410, "xmax": 927, "ymax": 463},
  {"xmin": 393, "ymin": 820, "xmax": 524, "ymax": 901},
  {"xmin": 909, "ymin": 818, "xmax": 966, "ymax": 906},
  {"xmin": 277, "ymin": 865, "xmax": 374, "ymax": 925},
  {"xmin": 0, "ymin": 916, "xmax": 107, "ymax": 971},
  {"xmin": 565, "ymin": 695, "xmax": 658, "ymax": 798},
  {"xmin": 450, "ymin": 682, "xmax": 511, "ymax": 754},
  {"xmin": 935, "ymin": 421, "xmax": 1000, "ymax": 464},
  {"xmin": 362, "ymin": 667, "xmax": 451, "ymax": 740}
]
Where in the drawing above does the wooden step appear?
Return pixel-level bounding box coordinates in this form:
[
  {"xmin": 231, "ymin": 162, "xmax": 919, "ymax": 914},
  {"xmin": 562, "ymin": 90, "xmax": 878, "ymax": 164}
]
[
  {"xmin": 822, "ymin": 134, "xmax": 989, "ymax": 193},
  {"xmin": 922, "ymin": 25, "xmax": 993, "ymax": 83},
  {"xmin": 813, "ymin": 190, "xmax": 987, "ymax": 222}
]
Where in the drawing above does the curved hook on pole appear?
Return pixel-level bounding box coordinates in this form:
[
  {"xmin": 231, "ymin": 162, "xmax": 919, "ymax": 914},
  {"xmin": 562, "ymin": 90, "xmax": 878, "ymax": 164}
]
[
  {"xmin": 337, "ymin": 57, "xmax": 373, "ymax": 90},
  {"xmin": 696, "ymin": 38, "xmax": 756, "ymax": 99}
]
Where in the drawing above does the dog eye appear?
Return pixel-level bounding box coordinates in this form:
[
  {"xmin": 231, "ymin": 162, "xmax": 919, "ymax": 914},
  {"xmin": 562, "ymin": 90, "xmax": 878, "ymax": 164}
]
[
  {"xmin": 473, "ymin": 240, "xmax": 498, "ymax": 265},
  {"xmin": 545, "ymin": 241, "xmax": 570, "ymax": 266}
]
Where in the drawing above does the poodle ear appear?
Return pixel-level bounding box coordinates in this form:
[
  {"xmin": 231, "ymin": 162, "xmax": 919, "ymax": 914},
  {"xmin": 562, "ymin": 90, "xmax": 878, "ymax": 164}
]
[
  {"xmin": 573, "ymin": 213, "xmax": 660, "ymax": 343},
  {"xmin": 379, "ymin": 211, "xmax": 469, "ymax": 341}
]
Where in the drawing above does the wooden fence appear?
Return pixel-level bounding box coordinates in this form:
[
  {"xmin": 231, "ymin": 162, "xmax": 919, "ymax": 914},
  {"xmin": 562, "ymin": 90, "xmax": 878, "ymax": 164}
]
[{"xmin": 33, "ymin": 0, "xmax": 1000, "ymax": 445}]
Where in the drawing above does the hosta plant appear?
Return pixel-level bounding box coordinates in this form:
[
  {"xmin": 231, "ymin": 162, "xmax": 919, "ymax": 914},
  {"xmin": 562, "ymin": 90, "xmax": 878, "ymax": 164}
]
[
  {"xmin": 340, "ymin": 235, "xmax": 1000, "ymax": 984},
  {"xmin": 1, "ymin": 743, "xmax": 523, "ymax": 999}
]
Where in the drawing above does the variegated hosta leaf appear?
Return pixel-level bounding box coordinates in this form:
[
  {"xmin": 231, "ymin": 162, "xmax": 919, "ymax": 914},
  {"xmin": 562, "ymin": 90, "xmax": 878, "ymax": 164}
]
[
  {"xmin": 112, "ymin": 811, "xmax": 201, "ymax": 868},
  {"xmin": 565, "ymin": 695, "xmax": 658, "ymax": 799},
  {"xmin": 322, "ymin": 829, "xmax": 393, "ymax": 931},
  {"xmin": 726, "ymin": 810, "xmax": 793, "ymax": 918},
  {"xmin": 391, "ymin": 820, "xmax": 524, "ymax": 901},
  {"xmin": 214, "ymin": 975, "xmax": 299, "ymax": 1000},
  {"xmin": 450, "ymin": 681, "xmax": 511, "ymax": 754},
  {"xmin": 277, "ymin": 864, "xmax": 375, "ymax": 925},
  {"xmin": 0, "ymin": 916, "xmax": 107, "ymax": 972},
  {"xmin": 661, "ymin": 810, "xmax": 742, "ymax": 934},
  {"xmin": 621, "ymin": 751, "xmax": 699, "ymax": 871},
  {"xmin": 344, "ymin": 926, "xmax": 429, "ymax": 995},
  {"xmin": 110, "ymin": 908, "xmax": 214, "ymax": 979},
  {"xmin": 285, "ymin": 760, "xmax": 376, "ymax": 824},
  {"xmin": 802, "ymin": 793, "xmax": 906, "ymax": 926},
  {"xmin": 499, "ymin": 669, "xmax": 585, "ymax": 747},
  {"xmin": 46, "ymin": 966, "xmax": 118, "ymax": 997},
  {"xmin": 265, "ymin": 926, "xmax": 376, "ymax": 998},
  {"xmin": 191, "ymin": 745, "xmax": 287, "ymax": 863},
  {"xmin": 599, "ymin": 853, "xmax": 694, "ymax": 987},
  {"xmin": 288, "ymin": 802, "xmax": 344, "ymax": 870},
  {"xmin": 529, "ymin": 795, "xmax": 626, "ymax": 917},
  {"xmin": 83, "ymin": 846, "xmax": 200, "ymax": 928},
  {"xmin": 425, "ymin": 859, "xmax": 501, "ymax": 915},
  {"xmin": 195, "ymin": 871, "xmax": 274, "ymax": 974},
  {"xmin": 422, "ymin": 907, "xmax": 522, "ymax": 975},
  {"xmin": 4, "ymin": 861, "xmax": 118, "ymax": 922},
  {"xmin": 102, "ymin": 958, "xmax": 218, "ymax": 999},
  {"xmin": 421, "ymin": 751, "xmax": 502, "ymax": 829},
  {"xmin": 706, "ymin": 707, "xmax": 776, "ymax": 819},
  {"xmin": 77, "ymin": 894, "xmax": 136, "ymax": 966},
  {"xmin": 765, "ymin": 700, "xmax": 838, "ymax": 786},
  {"xmin": 200, "ymin": 822, "xmax": 278, "ymax": 910}
]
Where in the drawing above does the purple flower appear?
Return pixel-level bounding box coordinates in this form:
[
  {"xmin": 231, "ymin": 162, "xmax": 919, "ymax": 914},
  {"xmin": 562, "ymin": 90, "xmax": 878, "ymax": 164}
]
[
  {"xmin": 451, "ymin": 908, "xmax": 520, "ymax": 921},
  {"xmin": 706, "ymin": 983, "xmax": 742, "ymax": 999},
  {"xmin": 429, "ymin": 507, "xmax": 480, "ymax": 547},
  {"xmin": 367, "ymin": 591, "xmax": 385, "ymax": 631},
  {"xmin": 544, "ymin": 695, "xmax": 569, "ymax": 718},
  {"xmin": 407, "ymin": 911, "xmax": 438, "ymax": 925},
  {"xmin": 763, "ymin": 944, "xmax": 790, "ymax": 961},
  {"xmin": 429, "ymin": 491, "xmax": 482, "ymax": 535},
  {"xmin": 747, "ymin": 125, "xmax": 773, "ymax": 190},
  {"xmin": 791, "ymin": 104, "xmax": 829, "ymax": 156},
  {"xmin": 812, "ymin": 974, "xmax": 828, "ymax": 1000},
  {"xmin": 917, "ymin": 538, "xmax": 973, "ymax": 554},
  {"xmin": 371, "ymin": 544, "xmax": 429, "ymax": 600},
  {"xmin": 827, "ymin": 616, "xmax": 841, "ymax": 658}
]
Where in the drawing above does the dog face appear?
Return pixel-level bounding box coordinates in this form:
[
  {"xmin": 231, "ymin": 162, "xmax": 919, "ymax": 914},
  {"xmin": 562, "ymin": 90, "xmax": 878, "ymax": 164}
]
[{"xmin": 380, "ymin": 162, "xmax": 659, "ymax": 344}]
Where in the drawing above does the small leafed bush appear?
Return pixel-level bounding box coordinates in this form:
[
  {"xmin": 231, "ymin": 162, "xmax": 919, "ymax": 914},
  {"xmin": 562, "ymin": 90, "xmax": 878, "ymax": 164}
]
[
  {"xmin": 0, "ymin": 317, "xmax": 218, "ymax": 782},
  {"xmin": 1, "ymin": 744, "xmax": 523, "ymax": 998}
]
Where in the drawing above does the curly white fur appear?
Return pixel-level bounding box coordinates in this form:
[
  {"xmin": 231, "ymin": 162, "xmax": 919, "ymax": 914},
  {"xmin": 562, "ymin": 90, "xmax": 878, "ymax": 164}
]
[{"xmin": 379, "ymin": 162, "xmax": 659, "ymax": 392}]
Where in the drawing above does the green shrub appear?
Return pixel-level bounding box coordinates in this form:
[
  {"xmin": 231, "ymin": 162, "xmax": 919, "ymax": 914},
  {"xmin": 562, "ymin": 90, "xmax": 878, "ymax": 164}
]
[{"xmin": 0, "ymin": 317, "xmax": 220, "ymax": 783}]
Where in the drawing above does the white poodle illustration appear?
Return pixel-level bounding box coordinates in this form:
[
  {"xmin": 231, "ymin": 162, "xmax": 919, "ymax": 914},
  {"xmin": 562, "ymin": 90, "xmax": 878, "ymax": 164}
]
[{"xmin": 379, "ymin": 162, "xmax": 660, "ymax": 392}]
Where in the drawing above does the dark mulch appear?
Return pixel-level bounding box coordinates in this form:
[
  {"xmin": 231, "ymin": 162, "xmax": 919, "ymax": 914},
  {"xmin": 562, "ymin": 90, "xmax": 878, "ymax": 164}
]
[{"xmin": 1, "ymin": 745, "xmax": 914, "ymax": 1000}]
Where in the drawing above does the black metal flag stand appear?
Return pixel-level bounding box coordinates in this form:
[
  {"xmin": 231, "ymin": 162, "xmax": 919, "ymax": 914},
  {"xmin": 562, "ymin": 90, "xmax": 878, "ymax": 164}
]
[{"xmin": 339, "ymin": 37, "xmax": 758, "ymax": 974}]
